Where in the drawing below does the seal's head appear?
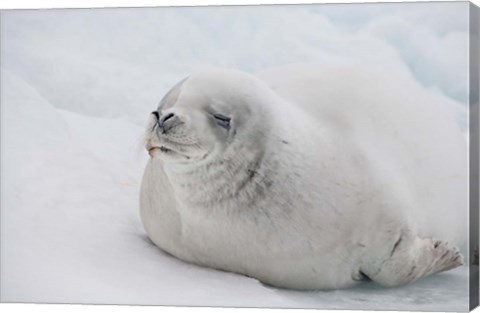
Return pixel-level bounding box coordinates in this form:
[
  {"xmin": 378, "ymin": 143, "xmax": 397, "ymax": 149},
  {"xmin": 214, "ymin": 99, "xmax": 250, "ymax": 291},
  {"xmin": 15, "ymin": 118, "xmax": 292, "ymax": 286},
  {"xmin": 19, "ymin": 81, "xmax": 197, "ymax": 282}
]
[{"xmin": 145, "ymin": 69, "xmax": 273, "ymax": 165}]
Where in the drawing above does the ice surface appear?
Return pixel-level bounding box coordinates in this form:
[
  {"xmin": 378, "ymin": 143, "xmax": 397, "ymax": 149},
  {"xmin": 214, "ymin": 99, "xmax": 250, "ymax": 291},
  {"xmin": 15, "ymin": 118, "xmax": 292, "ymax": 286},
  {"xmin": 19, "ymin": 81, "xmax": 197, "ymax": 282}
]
[{"xmin": 0, "ymin": 3, "xmax": 473, "ymax": 311}]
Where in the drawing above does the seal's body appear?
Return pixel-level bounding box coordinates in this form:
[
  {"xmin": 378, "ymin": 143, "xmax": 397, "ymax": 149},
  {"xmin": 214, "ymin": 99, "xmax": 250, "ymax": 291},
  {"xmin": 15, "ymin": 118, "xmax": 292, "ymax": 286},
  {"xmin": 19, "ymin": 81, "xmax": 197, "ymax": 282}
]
[{"xmin": 140, "ymin": 64, "xmax": 467, "ymax": 290}]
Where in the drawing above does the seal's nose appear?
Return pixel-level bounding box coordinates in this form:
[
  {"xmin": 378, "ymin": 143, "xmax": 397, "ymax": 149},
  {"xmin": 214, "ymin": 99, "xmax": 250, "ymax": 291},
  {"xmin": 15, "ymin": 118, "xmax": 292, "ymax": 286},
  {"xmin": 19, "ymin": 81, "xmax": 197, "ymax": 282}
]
[{"xmin": 152, "ymin": 111, "xmax": 179, "ymax": 134}]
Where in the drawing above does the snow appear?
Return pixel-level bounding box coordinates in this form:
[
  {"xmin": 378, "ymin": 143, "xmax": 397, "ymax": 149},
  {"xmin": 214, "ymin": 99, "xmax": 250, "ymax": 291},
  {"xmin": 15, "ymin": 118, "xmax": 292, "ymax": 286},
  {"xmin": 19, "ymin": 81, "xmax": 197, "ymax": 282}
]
[
  {"xmin": 0, "ymin": 2, "xmax": 469, "ymax": 126},
  {"xmin": 0, "ymin": 2, "xmax": 473, "ymax": 311}
]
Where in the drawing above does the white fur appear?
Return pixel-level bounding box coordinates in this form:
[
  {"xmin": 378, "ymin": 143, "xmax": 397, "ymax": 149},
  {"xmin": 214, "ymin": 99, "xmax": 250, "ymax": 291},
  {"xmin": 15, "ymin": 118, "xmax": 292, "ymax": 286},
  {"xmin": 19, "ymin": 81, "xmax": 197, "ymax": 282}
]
[{"xmin": 140, "ymin": 63, "xmax": 467, "ymax": 290}]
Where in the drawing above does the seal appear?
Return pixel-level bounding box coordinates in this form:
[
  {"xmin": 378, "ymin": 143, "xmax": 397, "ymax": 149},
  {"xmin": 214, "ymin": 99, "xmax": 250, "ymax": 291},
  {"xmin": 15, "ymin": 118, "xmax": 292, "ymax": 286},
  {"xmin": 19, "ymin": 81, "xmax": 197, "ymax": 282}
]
[{"xmin": 140, "ymin": 63, "xmax": 467, "ymax": 290}]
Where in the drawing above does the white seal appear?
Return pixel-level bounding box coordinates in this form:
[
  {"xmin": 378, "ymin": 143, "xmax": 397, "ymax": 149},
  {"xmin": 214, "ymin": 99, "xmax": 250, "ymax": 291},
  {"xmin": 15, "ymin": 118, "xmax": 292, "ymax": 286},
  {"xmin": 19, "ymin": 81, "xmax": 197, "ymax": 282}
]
[{"xmin": 140, "ymin": 63, "xmax": 467, "ymax": 290}]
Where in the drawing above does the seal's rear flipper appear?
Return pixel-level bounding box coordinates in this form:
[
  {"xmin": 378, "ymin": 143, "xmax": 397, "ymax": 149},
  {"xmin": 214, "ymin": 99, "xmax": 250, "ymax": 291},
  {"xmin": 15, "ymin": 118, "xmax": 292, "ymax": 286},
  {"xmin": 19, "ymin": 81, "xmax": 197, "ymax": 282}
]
[{"xmin": 361, "ymin": 233, "xmax": 464, "ymax": 288}]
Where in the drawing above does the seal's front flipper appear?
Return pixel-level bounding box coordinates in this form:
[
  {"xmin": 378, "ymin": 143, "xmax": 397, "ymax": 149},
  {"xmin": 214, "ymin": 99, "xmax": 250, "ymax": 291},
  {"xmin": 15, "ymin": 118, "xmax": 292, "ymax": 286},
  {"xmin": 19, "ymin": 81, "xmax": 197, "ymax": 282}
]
[{"xmin": 361, "ymin": 233, "xmax": 464, "ymax": 288}]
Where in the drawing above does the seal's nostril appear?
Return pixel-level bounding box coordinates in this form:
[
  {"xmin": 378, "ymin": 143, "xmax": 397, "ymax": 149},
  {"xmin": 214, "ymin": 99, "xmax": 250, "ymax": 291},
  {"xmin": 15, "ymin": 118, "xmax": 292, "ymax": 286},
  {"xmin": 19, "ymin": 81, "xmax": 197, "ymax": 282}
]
[
  {"xmin": 160, "ymin": 113, "xmax": 175, "ymax": 127},
  {"xmin": 163, "ymin": 113, "xmax": 175, "ymax": 122},
  {"xmin": 151, "ymin": 111, "xmax": 160, "ymax": 120}
]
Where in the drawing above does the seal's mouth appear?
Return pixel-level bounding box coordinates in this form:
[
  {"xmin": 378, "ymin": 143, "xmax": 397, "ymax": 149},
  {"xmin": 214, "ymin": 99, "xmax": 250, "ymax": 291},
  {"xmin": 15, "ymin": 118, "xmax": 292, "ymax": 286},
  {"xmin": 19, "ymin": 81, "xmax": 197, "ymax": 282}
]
[
  {"xmin": 158, "ymin": 146, "xmax": 171, "ymax": 153},
  {"xmin": 146, "ymin": 138, "xmax": 204, "ymax": 162},
  {"xmin": 149, "ymin": 146, "xmax": 172, "ymax": 156},
  {"xmin": 148, "ymin": 145, "xmax": 189, "ymax": 160}
]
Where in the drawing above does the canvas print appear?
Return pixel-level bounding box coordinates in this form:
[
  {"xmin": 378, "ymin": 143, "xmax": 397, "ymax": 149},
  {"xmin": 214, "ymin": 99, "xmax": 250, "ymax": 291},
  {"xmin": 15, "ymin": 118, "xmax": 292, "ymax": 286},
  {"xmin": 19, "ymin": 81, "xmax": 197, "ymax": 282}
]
[{"xmin": 0, "ymin": 1, "xmax": 478, "ymax": 312}]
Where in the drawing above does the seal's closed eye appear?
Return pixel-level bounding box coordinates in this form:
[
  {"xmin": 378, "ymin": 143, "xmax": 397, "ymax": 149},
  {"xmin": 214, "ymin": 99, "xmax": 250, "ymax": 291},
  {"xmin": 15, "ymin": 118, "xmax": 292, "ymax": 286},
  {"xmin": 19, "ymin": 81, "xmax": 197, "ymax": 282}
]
[{"xmin": 212, "ymin": 113, "xmax": 231, "ymax": 130}]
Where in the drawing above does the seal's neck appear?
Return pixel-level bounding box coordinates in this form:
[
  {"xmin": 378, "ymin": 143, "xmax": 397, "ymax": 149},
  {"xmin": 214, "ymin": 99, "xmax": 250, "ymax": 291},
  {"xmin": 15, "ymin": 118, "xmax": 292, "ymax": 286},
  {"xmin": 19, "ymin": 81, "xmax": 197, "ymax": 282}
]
[{"xmin": 164, "ymin": 137, "xmax": 274, "ymax": 211}]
